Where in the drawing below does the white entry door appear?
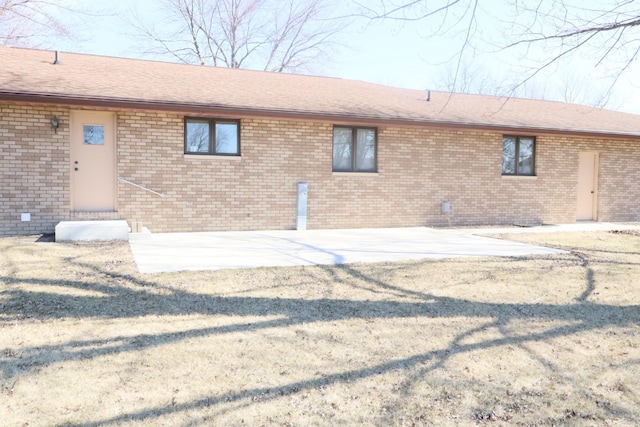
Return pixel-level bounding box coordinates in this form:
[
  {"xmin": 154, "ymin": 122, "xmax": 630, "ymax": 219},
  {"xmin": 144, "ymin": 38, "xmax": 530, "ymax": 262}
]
[
  {"xmin": 576, "ymin": 152, "xmax": 598, "ymax": 221},
  {"xmin": 70, "ymin": 111, "xmax": 116, "ymax": 211}
]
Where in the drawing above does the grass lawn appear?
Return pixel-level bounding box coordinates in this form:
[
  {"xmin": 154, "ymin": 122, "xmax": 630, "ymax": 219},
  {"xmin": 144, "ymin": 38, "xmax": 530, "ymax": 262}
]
[{"xmin": 1, "ymin": 230, "xmax": 639, "ymax": 426}]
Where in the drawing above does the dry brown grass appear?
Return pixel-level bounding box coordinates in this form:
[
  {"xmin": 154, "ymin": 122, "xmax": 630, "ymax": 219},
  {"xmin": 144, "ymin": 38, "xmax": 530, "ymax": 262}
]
[{"xmin": 1, "ymin": 231, "xmax": 639, "ymax": 426}]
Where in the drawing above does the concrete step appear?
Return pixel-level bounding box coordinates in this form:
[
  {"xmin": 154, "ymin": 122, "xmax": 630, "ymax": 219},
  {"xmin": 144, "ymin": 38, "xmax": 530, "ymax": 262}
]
[{"xmin": 55, "ymin": 220, "xmax": 129, "ymax": 242}]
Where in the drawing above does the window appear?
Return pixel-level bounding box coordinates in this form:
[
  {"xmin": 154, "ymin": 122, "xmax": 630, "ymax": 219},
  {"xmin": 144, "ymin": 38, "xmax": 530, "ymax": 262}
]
[
  {"xmin": 83, "ymin": 125, "xmax": 104, "ymax": 145},
  {"xmin": 332, "ymin": 126, "xmax": 377, "ymax": 172},
  {"xmin": 502, "ymin": 135, "xmax": 535, "ymax": 175},
  {"xmin": 185, "ymin": 118, "xmax": 240, "ymax": 155}
]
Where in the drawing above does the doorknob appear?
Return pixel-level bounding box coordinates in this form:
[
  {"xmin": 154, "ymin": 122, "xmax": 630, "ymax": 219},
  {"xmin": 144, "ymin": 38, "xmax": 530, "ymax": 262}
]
[{"xmin": 590, "ymin": 191, "xmax": 594, "ymax": 194}]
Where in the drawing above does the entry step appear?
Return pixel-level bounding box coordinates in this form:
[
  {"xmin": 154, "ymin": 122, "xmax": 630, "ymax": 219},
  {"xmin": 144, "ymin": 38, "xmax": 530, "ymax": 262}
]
[{"xmin": 55, "ymin": 220, "xmax": 129, "ymax": 242}]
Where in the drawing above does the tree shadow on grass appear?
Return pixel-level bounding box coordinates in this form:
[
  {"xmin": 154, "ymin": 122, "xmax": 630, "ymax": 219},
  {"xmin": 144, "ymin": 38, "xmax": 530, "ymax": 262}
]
[
  {"xmin": 1, "ymin": 237, "xmax": 640, "ymax": 425},
  {"xmin": 3, "ymin": 285, "xmax": 638, "ymax": 375},
  {"xmin": 56, "ymin": 304, "xmax": 639, "ymax": 427}
]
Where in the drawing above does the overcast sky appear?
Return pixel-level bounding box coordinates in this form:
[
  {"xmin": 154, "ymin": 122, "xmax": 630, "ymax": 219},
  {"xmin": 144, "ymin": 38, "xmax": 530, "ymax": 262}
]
[{"xmin": 46, "ymin": 0, "xmax": 640, "ymax": 115}]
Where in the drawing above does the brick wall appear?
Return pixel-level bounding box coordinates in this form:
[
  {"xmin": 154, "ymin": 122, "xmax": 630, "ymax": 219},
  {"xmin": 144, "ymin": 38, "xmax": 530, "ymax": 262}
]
[
  {"xmin": 2, "ymin": 104, "xmax": 639, "ymax": 236},
  {"xmin": 115, "ymin": 112, "xmax": 640, "ymax": 232},
  {"xmin": 0, "ymin": 105, "xmax": 69, "ymax": 236},
  {"xmin": 597, "ymin": 139, "xmax": 640, "ymax": 221}
]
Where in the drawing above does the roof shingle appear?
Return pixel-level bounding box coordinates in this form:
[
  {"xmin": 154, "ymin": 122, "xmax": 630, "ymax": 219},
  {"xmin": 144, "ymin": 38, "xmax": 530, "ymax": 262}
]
[{"xmin": 1, "ymin": 46, "xmax": 639, "ymax": 138}]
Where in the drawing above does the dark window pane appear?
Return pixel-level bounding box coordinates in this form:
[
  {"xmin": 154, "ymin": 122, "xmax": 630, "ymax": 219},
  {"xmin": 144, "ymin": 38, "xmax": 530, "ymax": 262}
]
[
  {"xmin": 518, "ymin": 138, "xmax": 534, "ymax": 175},
  {"xmin": 186, "ymin": 121, "xmax": 210, "ymax": 153},
  {"xmin": 356, "ymin": 128, "xmax": 376, "ymax": 171},
  {"xmin": 502, "ymin": 136, "xmax": 516, "ymax": 174},
  {"xmin": 216, "ymin": 122, "xmax": 239, "ymax": 154},
  {"xmin": 333, "ymin": 128, "xmax": 353, "ymax": 170}
]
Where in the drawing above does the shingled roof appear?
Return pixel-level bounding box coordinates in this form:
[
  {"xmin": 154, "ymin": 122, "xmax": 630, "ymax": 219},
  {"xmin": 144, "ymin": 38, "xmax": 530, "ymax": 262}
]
[{"xmin": 1, "ymin": 46, "xmax": 639, "ymax": 138}]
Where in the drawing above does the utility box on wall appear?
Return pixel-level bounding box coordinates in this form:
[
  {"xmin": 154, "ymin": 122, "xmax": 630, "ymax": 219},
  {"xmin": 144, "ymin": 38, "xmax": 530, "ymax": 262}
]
[{"xmin": 296, "ymin": 181, "xmax": 308, "ymax": 230}]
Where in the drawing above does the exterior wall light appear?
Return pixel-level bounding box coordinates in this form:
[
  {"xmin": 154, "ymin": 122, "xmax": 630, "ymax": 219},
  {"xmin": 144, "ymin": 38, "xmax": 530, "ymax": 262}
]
[{"xmin": 51, "ymin": 116, "xmax": 60, "ymax": 133}]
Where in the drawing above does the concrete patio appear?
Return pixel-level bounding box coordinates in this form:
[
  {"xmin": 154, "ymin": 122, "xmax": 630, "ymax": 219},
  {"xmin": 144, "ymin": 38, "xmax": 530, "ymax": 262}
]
[
  {"xmin": 129, "ymin": 222, "xmax": 640, "ymax": 274},
  {"xmin": 127, "ymin": 222, "xmax": 639, "ymax": 274}
]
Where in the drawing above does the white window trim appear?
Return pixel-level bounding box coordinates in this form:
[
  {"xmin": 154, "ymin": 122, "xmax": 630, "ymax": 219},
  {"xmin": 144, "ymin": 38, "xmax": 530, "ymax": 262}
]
[
  {"xmin": 501, "ymin": 175, "xmax": 537, "ymax": 180},
  {"xmin": 332, "ymin": 172, "xmax": 379, "ymax": 177},
  {"xmin": 184, "ymin": 154, "xmax": 242, "ymax": 161}
]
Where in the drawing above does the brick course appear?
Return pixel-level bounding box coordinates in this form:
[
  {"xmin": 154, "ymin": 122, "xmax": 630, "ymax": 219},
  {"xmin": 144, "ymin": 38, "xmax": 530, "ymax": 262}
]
[
  {"xmin": 2, "ymin": 104, "xmax": 639, "ymax": 236},
  {"xmin": 0, "ymin": 105, "xmax": 70, "ymax": 236}
]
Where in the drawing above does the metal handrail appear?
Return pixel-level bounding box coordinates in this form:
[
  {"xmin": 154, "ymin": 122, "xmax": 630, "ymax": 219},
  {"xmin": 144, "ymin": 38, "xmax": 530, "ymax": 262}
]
[{"xmin": 117, "ymin": 176, "xmax": 165, "ymax": 197}]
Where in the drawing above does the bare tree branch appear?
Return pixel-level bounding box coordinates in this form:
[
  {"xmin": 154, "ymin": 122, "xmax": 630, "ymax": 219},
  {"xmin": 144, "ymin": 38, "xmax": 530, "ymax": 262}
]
[
  {"xmin": 507, "ymin": 16, "xmax": 640, "ymax": 47},
  {"xmin": 354, "ymin": 0, "xmax": 461, "ymax": 21},
  {"xmin": 0, "ymin": 0, "xmax": 73, "ymax": 46},
  {"xmin": 510, "ymin": 31, "xmax": 600, "ymax": 94},
  {"xmin": 447, "ymin": 0, "xmax": 478, "ymax": 104},
  {"xmin": 367, "ymin": 1, "xmax": 639, "ymax": 109},
  {"xmin": 129, "ymin": 0, "xmax": 346, "ymax": 72}
]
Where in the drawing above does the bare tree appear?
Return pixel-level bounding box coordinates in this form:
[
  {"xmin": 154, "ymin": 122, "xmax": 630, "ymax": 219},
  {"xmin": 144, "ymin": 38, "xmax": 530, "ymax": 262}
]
[
  {"xmin": 357, "ymin": 0, "xmax": 639, "ymax": 105},
  {"xmin": 551, "ymin": 68, "xmax": 616, "ymax": 108},
  {"xmin": 433, "ymin": 60, "xmax": 503, "ymax": 95},
  {"xmin": 432, "ymin": 58, "xmax": 618, "ymax": 108},
  {"xmin": 0, "ymin": 0, "xmax": 72, "ymax": 46},
  {"xmin": 503, "ymin": 0, "xmax": 640, "ymax": 90},
  {"xmin": 129, "ymin": 0, "xmax": 346, "ymax": 72}
]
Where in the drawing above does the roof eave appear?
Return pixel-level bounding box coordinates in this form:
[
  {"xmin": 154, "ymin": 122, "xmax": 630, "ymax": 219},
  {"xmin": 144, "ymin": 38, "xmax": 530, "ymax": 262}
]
[{"xmin": 2, "ymin": 91, "xmax": 639, "ymax": 140}]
